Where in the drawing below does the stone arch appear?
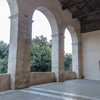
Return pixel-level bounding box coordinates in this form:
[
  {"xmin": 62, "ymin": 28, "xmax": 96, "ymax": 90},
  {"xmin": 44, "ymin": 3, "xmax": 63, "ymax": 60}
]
[
  {"xmin": 32, "ymin": 6, "xmax": 58, "ymax": 35},
  {"xmin": 66, "ymin": 26, "xmax": 79, "ymax": 78},
  {"xmin": 7, "ymin": 0, "xmax": 21, "ymax": 89},
  {"xmin": 67, "ymin": 26, "xmax": 78, "ymax": 44},
  {"xmin": 32, "ymin": 6, "xmax": 61, "ymax": 81},
  {"xmin": 7, "ymin": 0, "xmax": 18, "ymax": 15}
]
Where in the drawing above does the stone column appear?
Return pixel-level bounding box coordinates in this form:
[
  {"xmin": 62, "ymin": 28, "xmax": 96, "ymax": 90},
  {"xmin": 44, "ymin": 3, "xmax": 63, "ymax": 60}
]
[
  {"xmin": 72, "ymin": 42, "xmax": 78, "ymax": 78},
  {"xmin": 52, "ymin": 33, "xmax": 65, "ymax": 82},
  {"xmin": 8, "ymin": 13, "xmax": 32, "ymax": 89},
  {"xmin": 78, "ymin": 42, "xmax": 83, "ymax": 79},
  {"xmin": 72, "ymin": 42, "xmax": 82, "ymax": 78}
]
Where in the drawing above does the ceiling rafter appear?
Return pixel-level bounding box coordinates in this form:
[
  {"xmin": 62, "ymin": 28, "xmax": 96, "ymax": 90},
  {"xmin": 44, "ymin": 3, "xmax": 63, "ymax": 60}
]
[
  {"xmin": 72, "ymin": 0, "xmax": 94, "ymax": 18},
  {"xmin": 58, "ymin": 0, "xmax": 100, "ymax": 33},
  {"xmin": 78, "ymin": 10, "xmax": 100, "ymax": 18},
  {"xmin": 62, "ymin": 0, "xmax": 70, "ymax": 10},
  {"xmin": 62, "ymin": 4, "xmax": 74, "ymax": 10}
]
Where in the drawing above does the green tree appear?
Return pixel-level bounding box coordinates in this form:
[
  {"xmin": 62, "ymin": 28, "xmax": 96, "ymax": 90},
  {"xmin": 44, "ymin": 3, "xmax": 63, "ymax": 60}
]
[
  {"xmin": 32, "ymin": 35, "xmax": 49, "ymax": 47},
  {"xmin": 0, "ymin": 41, "xmax": 8, "ymax": 73},
  {"xmin": 0, "ymin": 38, "xmax": 72, "ymax": 73},
  {"xmin": 0, "ymin": 41, "xmax": 8, "ymax": 59},
  {"xmin": 0, "ymin": 57, "xmax": 8, "ymax": 73},
  {"xmin": 31, "ymin": 35, "xmax": 51, "ymax": 72},
  {"xmin": 64, "ymin": 53, "xmax": 72, "ymax": 71}
]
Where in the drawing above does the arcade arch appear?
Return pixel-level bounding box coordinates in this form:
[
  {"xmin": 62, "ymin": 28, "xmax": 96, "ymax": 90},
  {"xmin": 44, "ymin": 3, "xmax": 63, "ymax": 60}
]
[
  {"xmin": 5, "ymin": 0, "xmax": 81, "ymax": 89},
  {"xmin": 32, "ymin": 7, "xmax": 59, "ymax": 72},
  {"xmin": 67, "ymin": 26, "xmax": 79, "ymax": 78},
  {"xmin": 0, "ymin": 0, "xmax": 11, "ymax": 73},
  {"xmin": 31, "ymin": 9, "xmax": 52, "ymax": 72},
  {"xmin": 64, "ymin": 28, "xmax": 72, "ymax": 71}
]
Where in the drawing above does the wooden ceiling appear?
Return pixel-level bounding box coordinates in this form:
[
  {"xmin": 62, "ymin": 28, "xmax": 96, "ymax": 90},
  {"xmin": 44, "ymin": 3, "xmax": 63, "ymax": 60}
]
[{"xmin": 59, "ymin": 0, "xmax": 100, "ymax": 33}]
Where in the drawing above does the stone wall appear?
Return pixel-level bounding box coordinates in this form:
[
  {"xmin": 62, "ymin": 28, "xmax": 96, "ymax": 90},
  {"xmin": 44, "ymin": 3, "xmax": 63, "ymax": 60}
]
[
  {"xmin": 30, "ymin": 72, "xmax": 55, "ymax": 86},
  {"xmin": 0, "ymin": 72, "xmax": 76, "ymax": 91},
  {"xmin": 65, "ymin": 72, "xmax": 76, "ymax": 80},
  {"xmin": 0, "ymin": 74, "xmax": 10, "ymax": 91}
]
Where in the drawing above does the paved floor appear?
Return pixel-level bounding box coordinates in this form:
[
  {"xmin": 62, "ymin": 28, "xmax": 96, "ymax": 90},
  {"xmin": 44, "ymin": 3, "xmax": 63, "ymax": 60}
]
[{"xmin": 0, "ymin": 79, "xmax": 100, "ymax": 100}]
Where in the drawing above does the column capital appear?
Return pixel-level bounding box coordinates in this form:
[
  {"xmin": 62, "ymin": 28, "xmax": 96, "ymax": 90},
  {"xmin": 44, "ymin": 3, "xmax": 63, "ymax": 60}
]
[
  {"xmin": 19, "ymin": 14, "xmax": 33, "ymax": 23},
  {"xmin": 72, "ymin": 42, "xmax": 81, "ymax": 45},
  {"xmin": 9, "ymin": 13, "xmax": 18, "ymax": 19},
  {"xmin": 51, "ymin": 34, "xmax": 58, "ymax": 37},
  {"xmin": 52, "ymin": 33, "xmax": 64, "ymax": 37},
  {"xmin": 9, "ymin": 13, "xmax": 33, "ymax": 23}
]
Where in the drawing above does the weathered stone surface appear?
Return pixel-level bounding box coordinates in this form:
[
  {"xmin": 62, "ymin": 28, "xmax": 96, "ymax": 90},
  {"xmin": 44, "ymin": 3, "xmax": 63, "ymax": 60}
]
[
  {"xmin": 30, "ymin": 72, "xmax": 55, "ymax": 86},
  {"xmin": 6, "ymin": 0, "xmax": 81, "ymax": 90},
  {"xmin": 65, "ymin": 72, "xmax": 76, "ymax": 80},
  {"xmin": 0, "ymin": 74, "xmax": 10, "ymax": 91}
]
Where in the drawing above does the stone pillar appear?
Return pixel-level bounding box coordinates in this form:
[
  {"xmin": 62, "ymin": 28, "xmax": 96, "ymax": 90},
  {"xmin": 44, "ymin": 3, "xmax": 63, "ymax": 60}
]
[
  {"xmin": 52, "ymin": 33, "xmax": 65, "ymax": 82},
  {"xmin": 78, "ymin": 42, "xmax": 83, "ymax": 79},
  {"xmin": 72, "ymin": 42, "xmax": 82, "ymax": 78},
  {"xmin": 8, "ymin": 13, "xmax": 32, "ymax": 89}
]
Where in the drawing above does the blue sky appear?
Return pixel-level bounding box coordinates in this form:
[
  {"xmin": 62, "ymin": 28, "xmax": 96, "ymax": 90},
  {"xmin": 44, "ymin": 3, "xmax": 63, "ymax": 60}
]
[{"xmin": 0, "ymin": 0, "xmax": 72, "ymax": 53}]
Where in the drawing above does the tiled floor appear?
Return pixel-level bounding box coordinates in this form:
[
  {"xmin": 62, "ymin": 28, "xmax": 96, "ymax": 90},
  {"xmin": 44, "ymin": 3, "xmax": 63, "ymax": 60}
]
[{"xmin": 0, "ymin": 79, "xmax": 100, "ymax": 100}]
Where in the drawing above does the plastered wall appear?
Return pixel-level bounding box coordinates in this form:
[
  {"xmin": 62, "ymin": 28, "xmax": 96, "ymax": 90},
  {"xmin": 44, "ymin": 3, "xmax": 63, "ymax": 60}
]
[{"xmin": 82, "ymin": 30, "xmax": 100, "ymax": 80}]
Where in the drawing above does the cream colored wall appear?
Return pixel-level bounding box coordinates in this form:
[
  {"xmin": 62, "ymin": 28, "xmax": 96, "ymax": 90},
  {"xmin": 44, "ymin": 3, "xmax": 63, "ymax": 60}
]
[{"xmin": 82, "ymin": 30, "xmax": 100, "ymax": 80}]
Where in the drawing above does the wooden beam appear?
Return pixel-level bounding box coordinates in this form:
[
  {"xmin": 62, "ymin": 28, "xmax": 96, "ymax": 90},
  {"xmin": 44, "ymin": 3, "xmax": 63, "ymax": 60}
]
[
  {"xmin": 62, "ymin": 3, "xmax": 79, "ymax": 9},
  {"xmin": 62, "ymin": 0, "xmax": 70, "ymax": 10},
  {"xmin": 81, "ymin": 20, "xmax": 100, "ymax": 33},
  {"xmin": 62, "ymin": 1, "xmax": 84, "ymax": 10},
  {"xmin": 72, "ymin": 0, "xmax": 94, "ymax": 18},
  {"xmin": 78, "ymin": 10, "xmax": 100, "ymax": 18}
]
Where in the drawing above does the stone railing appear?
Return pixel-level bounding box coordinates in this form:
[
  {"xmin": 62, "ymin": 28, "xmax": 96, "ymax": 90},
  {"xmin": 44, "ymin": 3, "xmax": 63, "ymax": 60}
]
[
  {"xmin": 30, "ymin": 72, "xmax": 55, "ymax": 86},
  {"xmin": 0, "ymin": 74, "xmax": 10, "ymax": 91},
  {"xmin": 65, "ymin": 71, "xmax": 76, "ymax": 80},
  {"xmin": 0, "ymin": 71, "xmax": 76, "ymax": 91}
]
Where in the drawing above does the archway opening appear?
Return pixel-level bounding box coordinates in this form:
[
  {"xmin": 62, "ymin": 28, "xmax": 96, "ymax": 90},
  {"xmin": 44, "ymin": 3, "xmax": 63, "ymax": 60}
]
[
  {"xmin": 65, "ymin": 26, "xmax": 79, "ymax": 78},
  {"xmin": 0, "ymin": 0, "xmax": 10, "ymax": 73},
  {"xmin": 64, "ymin": 28, "xmax": 72, "ymax": 71},
  {"xmin": 64, "ymin": 26, "xmax": 79, "ymax": 77},
  {"xmin": 32, "ymin": 10, "xmax": 52, "ymax": 42},
  {"xmin": 31, "ymin": 9, "xmax": 52, "ymax": 72}
]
